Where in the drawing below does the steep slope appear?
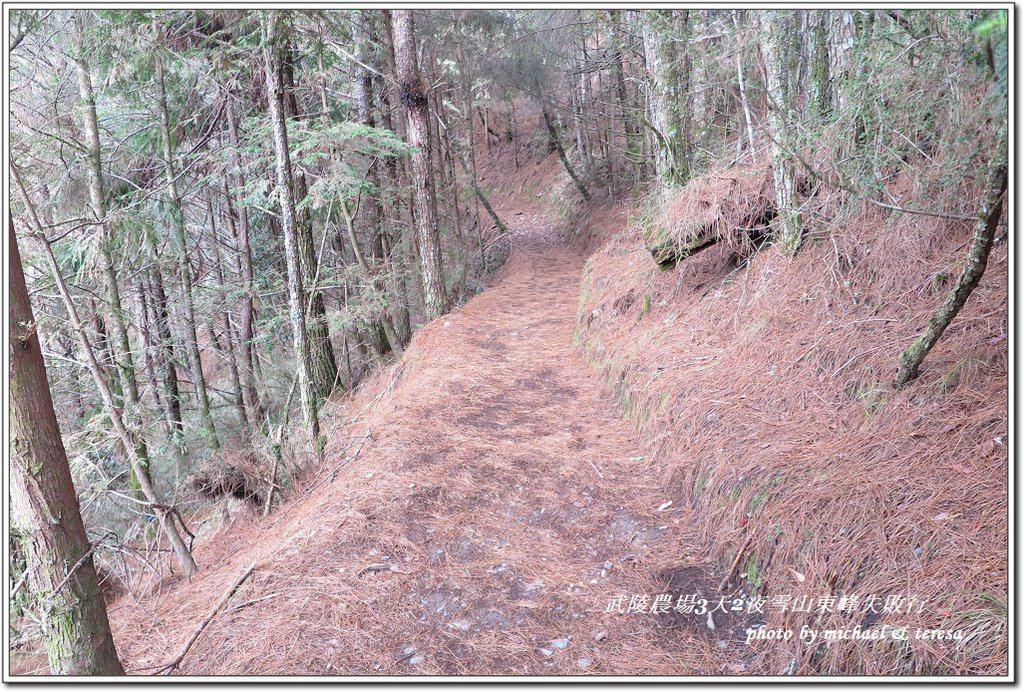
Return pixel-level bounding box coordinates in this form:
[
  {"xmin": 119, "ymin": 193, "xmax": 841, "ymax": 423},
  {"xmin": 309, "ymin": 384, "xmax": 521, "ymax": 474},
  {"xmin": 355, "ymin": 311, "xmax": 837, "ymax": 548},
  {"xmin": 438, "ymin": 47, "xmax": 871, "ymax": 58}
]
[{"xmin": 575, "ymin": 165, "xmax": 1008, "ymax": 674}]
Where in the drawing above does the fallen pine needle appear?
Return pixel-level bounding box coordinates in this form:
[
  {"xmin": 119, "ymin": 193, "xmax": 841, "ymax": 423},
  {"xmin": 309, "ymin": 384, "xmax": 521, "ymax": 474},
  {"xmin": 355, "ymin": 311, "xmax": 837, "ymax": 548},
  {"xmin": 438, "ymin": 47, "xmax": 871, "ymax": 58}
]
[{"xmin": 226, "ymin": 592, "xmax": 280, "ymax": 613}]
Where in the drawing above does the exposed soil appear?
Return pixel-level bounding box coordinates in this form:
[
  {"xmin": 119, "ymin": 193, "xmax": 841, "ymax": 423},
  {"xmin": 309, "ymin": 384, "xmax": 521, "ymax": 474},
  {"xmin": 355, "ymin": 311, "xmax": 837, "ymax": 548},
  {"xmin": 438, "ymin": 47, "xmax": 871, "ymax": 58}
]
[{"xmin": 101, "ymin": 203, "xmax": 750, "ymax": 676}]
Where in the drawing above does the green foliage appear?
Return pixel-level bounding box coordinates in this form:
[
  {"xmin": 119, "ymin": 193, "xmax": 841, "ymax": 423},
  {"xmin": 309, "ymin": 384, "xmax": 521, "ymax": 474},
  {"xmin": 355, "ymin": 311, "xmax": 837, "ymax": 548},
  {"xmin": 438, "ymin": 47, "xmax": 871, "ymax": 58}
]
[
  {"xmin": 237, "ymin": 117, "xmax": 413, "ymax": 217},
  {"xmin": 826, "ymin": 10, "xmax": 1006, "ymax": 205},
  {"xmin": 969, "ymin": 11, "xmax": 1008, "ymax": 98}
]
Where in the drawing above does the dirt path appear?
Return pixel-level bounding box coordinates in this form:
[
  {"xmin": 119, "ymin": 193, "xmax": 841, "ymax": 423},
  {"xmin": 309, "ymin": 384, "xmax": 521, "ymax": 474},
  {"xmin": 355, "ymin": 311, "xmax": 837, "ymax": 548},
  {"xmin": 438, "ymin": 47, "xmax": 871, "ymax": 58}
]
[{"xmin": 112, "ymin": 211, "xmax": 733, "ymax": 676}]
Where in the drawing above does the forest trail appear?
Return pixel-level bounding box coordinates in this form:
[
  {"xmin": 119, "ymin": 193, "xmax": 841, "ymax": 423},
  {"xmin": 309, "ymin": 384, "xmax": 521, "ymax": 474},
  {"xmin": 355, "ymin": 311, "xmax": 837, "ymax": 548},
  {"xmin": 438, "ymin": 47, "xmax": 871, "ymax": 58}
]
[{"xmin": 111, "ymin": 206, "xmax": 736, "ymax": 676}]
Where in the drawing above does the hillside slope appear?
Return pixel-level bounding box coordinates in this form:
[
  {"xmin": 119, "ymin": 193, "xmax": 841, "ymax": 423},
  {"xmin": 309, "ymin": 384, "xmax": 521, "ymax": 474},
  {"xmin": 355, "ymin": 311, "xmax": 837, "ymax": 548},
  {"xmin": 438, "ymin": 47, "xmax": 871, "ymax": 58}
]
[{"xmin": 575, "ymin": 166, "xmax": 1008, "ymax": 674}]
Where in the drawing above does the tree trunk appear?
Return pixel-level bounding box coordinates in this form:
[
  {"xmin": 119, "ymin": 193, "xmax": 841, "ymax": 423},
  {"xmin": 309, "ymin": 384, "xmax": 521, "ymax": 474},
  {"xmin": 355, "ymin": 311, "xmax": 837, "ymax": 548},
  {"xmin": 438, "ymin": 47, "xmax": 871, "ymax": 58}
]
[
  {"xmin": 542, "ymin": 106, "xmax": 591, "ymax": 201},
  {"xmin": 642, "ymin": 10, "xmax": 688, "ymax": 188},
  {"xmin": 282, "ymin": 45, "xmax": 341, "ymax": 399},
  {"xmin": 435, "ymin": 108, "xmax": 508, "ymax": 241},
  {"xmin": 455, "ymin": 36, "xmax": 487, "ymax": 275},
  {"xmin": 341, "ymin": 201, "xmax": 403, "ymax": 356},
  {"xmin": 611, "ymin": 10, "xmax": 643, "ymax": 184},
  {"xmin": 262, "ymin": 11, "xmax": 324, "ymax": 458},
  {"xmin": 571, "ymin": 15, "xmax": 591, "ymax": 178},
  {"xmin": 689, "ymin": 12, "xmax": 709, "ymax": 173},
  {"xmin": 223, "ymin": 99, "xmax": 265, "ymax": 427},
  {"xmin": 60, "ymin": 333, "xmax": 88, "ymax": 424},
  {"xmin": 391, "ymin": 9, "xmax": 448, "ymax": 321},
  {"xmin": 827, "ymin": 10, "xmax": 856, "ymax": 114},
  {"xmin": 9, "ymin": 212, "xmax": 125, "ymax": 676},
  {"xmin": 894, "ymin": 134, "xmax": 1008, "ymax": 387},
  {"xmin": 436, "ymin": 91, "xmax": 468, "ymax": 299},
  {"xmin": 134, "ymin": 279, "xmax": 164, "ymax": 421},
  {"xmin": 761, "ymin": 11, "xmax": 803, "ymax": 252},
  {"xmin": 146, "ymin": 254, "xmax": 185, "ymax": 443},
  {"xmin": 677, "ymin": 11, "xmax": 697, "ymax": 174},
  {"xmin": 155, "ymin": 53, "xmax": 220, "ymax": 452},
  {"xmin": 13, "ymin": 164, "xmax": 198, "ymax": 577},
  {"xmin": 355, "ymin": 10, "xmax": 402, "ymax": 356},
  {"xmin": 807, "ymin": 10, "xmax": 831, "ymax": 119},
  {"xmin": 209, "ymin": 197, "xmax": 249, "ymax": 429},
  {"xmin": 381, "ymin": 9, "xmax": 426, "ymax": 330},
  {"xmin": 374, "ymin": 10, "xmax": 414, "ymax": 345},
  {"xmin": 138, "ymin": 275, "xmax": 188, "ymax": 471},
  {"xmin": 733, "ymin": 11, "xmax": 757, "ymax": 154}
]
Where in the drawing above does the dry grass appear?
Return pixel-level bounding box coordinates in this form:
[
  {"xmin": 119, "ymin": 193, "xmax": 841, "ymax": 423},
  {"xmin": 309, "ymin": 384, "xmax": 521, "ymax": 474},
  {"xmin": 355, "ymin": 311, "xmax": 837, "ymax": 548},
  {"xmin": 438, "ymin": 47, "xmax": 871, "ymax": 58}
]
[
  {"xmin": 189, "ymin": 449, "xmax": 272, "ymax": 507},
  {"xmin": 575, "ymin": 158, "xmax": 1008, "ymax": 674},
  {"xmin": 644, "ymin": 159, "xmax": 776, "ymax": 260}
]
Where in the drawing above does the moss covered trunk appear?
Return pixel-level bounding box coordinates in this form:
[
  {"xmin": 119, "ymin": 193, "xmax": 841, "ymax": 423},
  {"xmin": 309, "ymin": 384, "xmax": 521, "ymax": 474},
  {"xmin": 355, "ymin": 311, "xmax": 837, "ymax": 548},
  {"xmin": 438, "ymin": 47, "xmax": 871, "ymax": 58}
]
[
  {"xmin": 393, "ymin": 9, "xmax": 449, "ymax": 321},
  {"xmin": 156, "ymin": 53, "xmax": 220, "ymax": 451},
  {"xmin": 262, "ymin": 12, "xmax": 324, "ymax": 457},
  {"xmin": 9, "ymin": 213, "xmax": 124, "ymax": 676},
  {"xmin": 894, "ymin": 132, "xmax": 1008, "ymax": 387}
]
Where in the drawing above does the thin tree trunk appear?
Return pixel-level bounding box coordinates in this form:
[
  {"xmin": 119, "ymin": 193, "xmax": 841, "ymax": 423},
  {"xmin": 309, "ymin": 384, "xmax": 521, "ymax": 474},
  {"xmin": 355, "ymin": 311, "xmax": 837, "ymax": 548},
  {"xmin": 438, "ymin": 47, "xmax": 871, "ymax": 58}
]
[
  {"xmin": 209, "ymin": 197, "xmax": 249, "ymax": 429},
  {"xmin": 678, "ymin": 10, "xmax": 699, "ymax": 174},
  {"xmin": 88, "ymin": 298, "xmax": 116, "ymax": 397},
  {"xmin": 542, "ymin": 106, "xmax": 591, "ymax": 201},
  {"xmin": 138, "ymin": 275, "xmax": 188, "ymax": 472},
  {"xmin": 134, "ymin": 279, "xmax": 164, "ymax": 418},
  {"xmin": 155, "ymin": 53, "xmax": 219, "ymax": 451},
  {"xmin": 570, "ymin": 21, "xmax": 589, "ymax": 177},
  {"xmin": 60, "ymin": 334, "xmax": 88, "ymax": 424},
  {"xmin": 224, "ymin": 97, "xmax": 265, "ymax": 426},
  {"xmin": 435, "ymin": 91, "xmax": 467, "ymax": 298},
  {"xmin": 262, "ymin": 11, "xmax": 323, "ymax": 458},
  {"xmin": 894, "ymin": 135, "xmax": 1008, "ymax": 387},
  {"xmin": 455, "ymin": 37, "xmax": 487, "ymax": 274},
  {"xmin": 733, "ymin": 11, "xmax": 757, "ymax": 154},
  {"xmin": 392, "ymin": 9, "xmax": 448, "ymax": 321},
  {"xmin": 147, "ymin": 255, "xmax": 184, "ymax": 442},
  {"xmin": 610, "ymin": 11, "xmax": 642, "ymax": 185},
  {"xmin": 355, "ymin": 10, "xmax": 402, "ymax": 356},
  {"xmin": 435, "ymin": 110, "xmax": 508, "ymax": 238},
  {"xmin": 510, "ymin": 97, "xmax": 519, "ymax": 171},
  {"xmin": 481, "ymin": 106, "xmax": 492, "ymax": 155},
  {"xmin": 341, "ymin": 202, "xmax": 403, "ymax": 355},
  {"xmin": 13, "ymin": 165, "xmax": 198, "ymax": 577},
  {"xmin": 689, "ymin": 12, "xmax": 710, "ymax": 173},
  {"xmin": 9, "ymin": 212, "xmax": 125, "ymax": 676}
]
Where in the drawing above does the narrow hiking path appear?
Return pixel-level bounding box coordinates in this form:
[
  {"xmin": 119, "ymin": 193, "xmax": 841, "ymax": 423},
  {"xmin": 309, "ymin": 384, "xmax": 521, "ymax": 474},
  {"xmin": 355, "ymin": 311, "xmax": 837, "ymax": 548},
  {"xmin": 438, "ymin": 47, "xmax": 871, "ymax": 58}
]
[{"xmin": 112, "ymin": 208, "xmax": 741, "ymax": 675}]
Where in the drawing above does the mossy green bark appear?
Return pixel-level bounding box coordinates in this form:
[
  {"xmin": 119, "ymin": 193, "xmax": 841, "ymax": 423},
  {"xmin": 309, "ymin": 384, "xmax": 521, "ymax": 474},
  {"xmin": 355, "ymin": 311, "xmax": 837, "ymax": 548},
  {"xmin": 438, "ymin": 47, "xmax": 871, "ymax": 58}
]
[
  {"xmin": 10, "ymin": 213, "xmax": 124, "ymax": 675},
  {"xmin": 894, "ymin": 129, "xmax": 1007, "ymax": 387}
]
